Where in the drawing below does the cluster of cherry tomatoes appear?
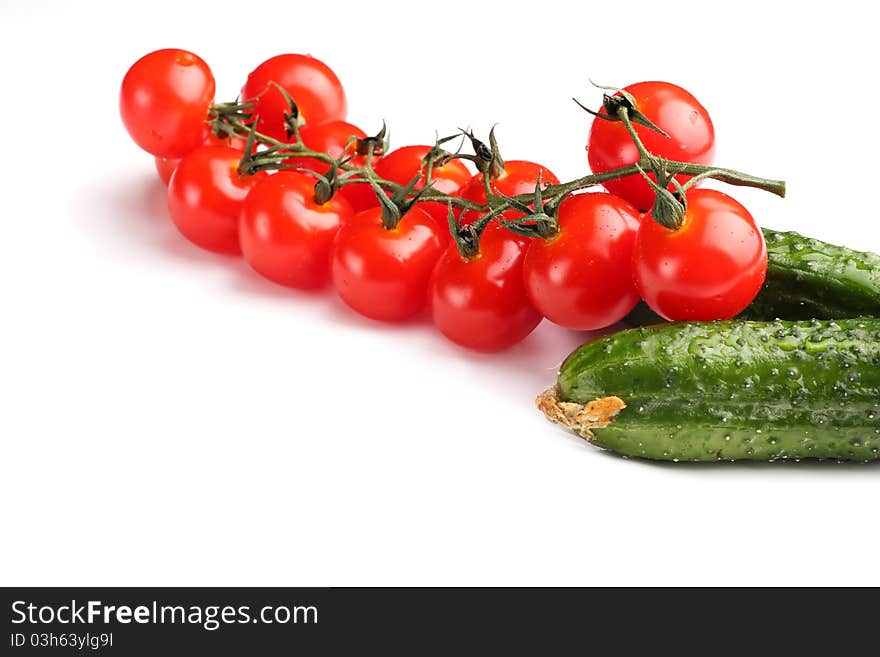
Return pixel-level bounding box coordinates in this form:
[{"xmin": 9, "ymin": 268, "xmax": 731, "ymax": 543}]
[{"xmin": 120, "ymin": 49, "xmax": 769, "ymax": 351}]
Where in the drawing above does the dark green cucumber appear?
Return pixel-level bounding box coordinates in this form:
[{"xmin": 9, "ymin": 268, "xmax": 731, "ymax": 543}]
[
  {"xmin": 549, "ymin": 319, "xmax": 880, "ymax": 462},
  {"xmin": 624, "ymin": 228, "xmax": 880, "ymax": 326},
  {"xmin": 746, "ymin": 228, "xmax": 880, "ymax": 319}
]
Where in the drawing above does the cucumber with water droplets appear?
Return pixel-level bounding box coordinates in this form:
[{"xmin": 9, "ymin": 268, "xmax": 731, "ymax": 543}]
[
  {"xmin": 624, "ymin": 228, "xmax": 880, "ymax": 326},
  {"xmin": 538, "ymin": 318, "xmax": 880, "ymax": 462}
]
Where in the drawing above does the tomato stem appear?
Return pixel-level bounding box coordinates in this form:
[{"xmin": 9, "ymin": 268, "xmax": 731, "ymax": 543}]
[{"xmin": 616, "ymin": 107, "xmax": 652, "ymax": 161}]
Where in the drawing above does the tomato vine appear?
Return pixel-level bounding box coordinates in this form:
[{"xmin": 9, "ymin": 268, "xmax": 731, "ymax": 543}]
[{"xmin": 207, "ymin": 93, "xmax": 785, "ymax": 257}]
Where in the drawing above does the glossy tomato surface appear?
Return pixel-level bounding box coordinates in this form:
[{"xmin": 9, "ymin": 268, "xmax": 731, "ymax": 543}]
[
  {"xmin": 331, "ymin": 206, "xmax": 444, "ymax": 322},
  {"xmin": 240, "ymin": 171, "xmax": 353, "ymax": 289},
  {"xmin": 523, "ymin": 193, "xmax": 641, "ymax": 330},
  {"xmin": 632, "ymin": 188, "xmax": 767, "ymax": 321},
  {"xmin": 167, "ymin": 145, "xmax": 264, "ymax": 254},
  {"xmin": 587, "ymin": 81, "xmax": 715, "ymax": 211},
  {"xmin": 120, "ymin": 49, "xmax": 215, "ymax": 158},
  {"xmin": 429, "ymin": 223, "xmax": 540, "ymax": 351}
]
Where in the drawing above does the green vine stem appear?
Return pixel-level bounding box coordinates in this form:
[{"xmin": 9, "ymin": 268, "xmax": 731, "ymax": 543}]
[{"xmin": 208, "ymin": 99, "xmax": 786, "ymax": 252}]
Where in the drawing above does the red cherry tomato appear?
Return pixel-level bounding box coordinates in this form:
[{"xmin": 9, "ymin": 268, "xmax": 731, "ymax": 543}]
[
  {"xmin": 239, "ymin": 171, "xmax": 353, "ymax": 289},
  {"xmin": 120, "ymin": 49, "xmax": 215, "ymax": 158},
  {"xmin": 429, "ymin": 223, "xmax": 541, "ymax": 351},
  {"xmin": 587, "ymin": 81, "xmax": 715, "ymax": 211},
  {"xmin": 456, "ymin": 161, "xmax": 559, "ymax": 224},
  {"xmin": 241, "ymin": 54, "xmax": 346, "ymax": 141},
  {"xmin": 632, "ymin": 188, "xmax": 767, "ymax": 321},
  {"xmin": 167, "ymin": 145, "xmax": 265, "ymax": 254},
  {"xmin": 284, "ymin": 120, "xmax": 379, "ymax": 213},
  {"xmin": 154, "ymin": 131, "xmax": 248, "ymax": 185},
  {"xmin": 374, "ymin": 145, "xmax": 472, "ymax": 232},
  {"xmin": 331, "ymin": 207, "xmax": 444, "ymax": 322},
  {"xmin": 523, "ymin": 193, "xmax": 641, "ymax": 330}
]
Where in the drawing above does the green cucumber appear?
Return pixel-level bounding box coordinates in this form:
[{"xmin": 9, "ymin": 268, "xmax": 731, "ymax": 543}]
[
  {"xmin": 746, "ymin": 228, "xmax": 880, "ymax": 319},
  {"xmin": 624, "ymin": 228, "xmax": 880, "ymax": 325},
  {"xmin": 539, "ymin": 318, "xmax": 880, "ymax": 462}
]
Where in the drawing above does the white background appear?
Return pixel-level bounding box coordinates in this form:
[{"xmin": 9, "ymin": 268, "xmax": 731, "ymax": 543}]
[{"xmin": 1, "ymin": 0, "xmax": 878, "ymax": 587}]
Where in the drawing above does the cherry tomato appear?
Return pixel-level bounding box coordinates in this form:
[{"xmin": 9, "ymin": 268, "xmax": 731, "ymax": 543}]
[
  {"xmin": 154, "ymin": 131, "xmax": 248, "ymax": 185},
  {"xmin": 456, "ymin": 161, "xmax": 559, "ymax": 224},
  {"xmin": 429, "ymin": 223, "xmax": 541, "ymax": 351},
  {"xmin": 523, "ymin": 193, "xmax": 641, "ymax": 330},
  {"xmin": 167, "ymin": 145, "xmax": 265, "ymax": 254},
  {"xmin": 241, "ymin": 54, "xmax": 347, "ymax": 141},
  {"xmin": 374, "ymin": 145, "xmax": 472, "ymax": 229},
  {"xmin": 331, "ymin": 207, "xmax": 444, "ymax": 322},
  {"xmin": 284, "ymin": 120, "xmax": 378, "ymax": 213},
  {"xmin": 239, "ymin": 171, "xmax": 353, "ymax": 289},
  {"xmin": 632, "ymin": 188, "xmax": 767, "ymax": 321},
  {"xmin": 587, "ymin": 81, "xmax": 715, "ymax": 211},
  {"xmin": 120, "ymin": 49, "xmax": 215, "ymax": 158}
]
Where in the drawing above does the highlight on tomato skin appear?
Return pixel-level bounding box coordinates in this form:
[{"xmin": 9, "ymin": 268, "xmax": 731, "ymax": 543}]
[
  {"xmin": 429, "ymin": 223, "xmax": 541, "ymax": 351},
  {"xmin": 523, "ymin": 192, "xmax": 642, "ymax": 331},
  {"xmin": 120, "ymin": 48, "xmax": 216, "ymax": 158},
  {"xmin": 239, "ymin": 171, "xmax": 354, "ymax": 290},
  {"xmin": 632, "ymin": 188, "xmax": 768, "ymax": 322},
  {"xmin": 330, "ymin": 206, "xmax": 445, "ymax": 323},
  {"xmin": 587, "ymin": 81, "xmax": 715, "ymax": 211},
  {"xmin": 167, "ymin": 145, "xmax": 266, "ymax": 255},
  {"xmin": 240, "ymin": 53, "xmax": 347, "ymax": 142}
]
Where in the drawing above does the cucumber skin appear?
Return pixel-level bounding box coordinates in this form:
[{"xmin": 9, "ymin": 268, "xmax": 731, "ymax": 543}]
[
  {"xmin": 624, "ymin": 228, "xmax": 880, "ymax": 326},
  {"xmin": 557, "ymin": 319, "xmax": 880, "ymax": 462}
]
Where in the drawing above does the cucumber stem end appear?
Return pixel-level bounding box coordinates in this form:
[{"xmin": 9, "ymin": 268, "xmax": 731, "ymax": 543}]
[{"xmin": 536, "ymin": 388, "xmax": 625, "ymax": 439}]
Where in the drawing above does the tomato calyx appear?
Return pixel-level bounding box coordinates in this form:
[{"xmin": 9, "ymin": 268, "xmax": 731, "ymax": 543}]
[
  {"xmin": 422, "ymin": 133, "xmax": 462, "ymax": 181},
  {"xmin": 447, "ymin": 203, "xmax": 502, "ymax": 260},
  {"xmin": 363, "ymin": 167, "xmax": 433, "ymax": 231},
  {"xmin": 573, "ymin": 81, "xmax": 669, "ymax": 138},
  {"xmin": 461, "ymin": 127, "xmax": 505, "ymax": 179},
  {"xmin": 267, "ymin": 81, "xmax": 305, "ymax": 141},
  {"xmin": 450, "ymin": 217, "xmax": 483, "ymax": 260},
  {"xmin": 636, "ymin": 159, "xmax": 689, "ymax": 230},
  {"xmin": 311, "ymin": 155, "xmax": 353, "ymax": 205},
  {"xmin": 420, "ymin": 132, "xmax": 482, "ymax": 174},
  {"xmin": 496, "ymin": 176, "xmax": 561, "ymax": 240},
  {"xmin": 355, "ymin": 121, "xmax": 389, "ymax": 159},
  {"xmin": 209, "ymin": 99, "xmax": 256, "ymax": 126}
]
